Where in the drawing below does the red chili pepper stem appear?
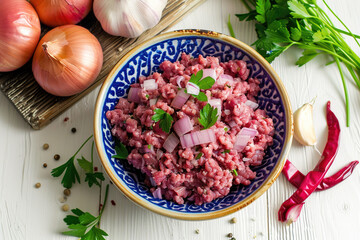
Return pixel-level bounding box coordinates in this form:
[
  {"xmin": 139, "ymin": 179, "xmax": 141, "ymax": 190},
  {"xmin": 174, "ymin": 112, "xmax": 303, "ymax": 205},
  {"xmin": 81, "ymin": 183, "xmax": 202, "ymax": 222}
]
[
  {"xmin": 283, "ymin": 160, "xmax": 358, "ymax": 191},
  {"xmin": 278, "ymin": 101, "xmax": 340, "ymax": 222}
]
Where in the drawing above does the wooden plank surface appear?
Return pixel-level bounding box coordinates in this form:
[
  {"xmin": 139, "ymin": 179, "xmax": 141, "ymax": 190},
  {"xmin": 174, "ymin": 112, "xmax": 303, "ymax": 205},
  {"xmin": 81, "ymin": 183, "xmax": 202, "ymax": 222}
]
[
  {"xmin": 0, "ymin": 0, "xmax": 206, "ymax": 130},
  {"xmin": 1, "ymin": 0, "xmax": 360, "ymax": 239}
]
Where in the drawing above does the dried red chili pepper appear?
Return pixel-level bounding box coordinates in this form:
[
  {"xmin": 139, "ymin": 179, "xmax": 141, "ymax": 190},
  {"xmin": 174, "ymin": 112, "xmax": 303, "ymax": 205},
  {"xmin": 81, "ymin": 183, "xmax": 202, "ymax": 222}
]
[
  {"xmin": 278, "ymin": 101, "xmax": 340, "ymax": 222},
  {"xmin": 283, "ymin": 159, "xmax": 358, "ymax": 191}
]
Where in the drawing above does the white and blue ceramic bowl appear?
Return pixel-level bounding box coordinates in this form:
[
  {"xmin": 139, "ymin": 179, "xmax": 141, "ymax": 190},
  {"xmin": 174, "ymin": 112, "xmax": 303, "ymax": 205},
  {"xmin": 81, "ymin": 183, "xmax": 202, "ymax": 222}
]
[{"xmin": 94, "ymin": 30, "xmax": 293, "ymax": 220}]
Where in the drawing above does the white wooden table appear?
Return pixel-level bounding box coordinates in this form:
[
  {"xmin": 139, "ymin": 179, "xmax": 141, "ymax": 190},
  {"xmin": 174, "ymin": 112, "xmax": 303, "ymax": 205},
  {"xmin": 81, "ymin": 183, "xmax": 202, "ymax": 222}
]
[{"xmin": 1, "ymin": 0, "xmax": 360, "ymax": 239}]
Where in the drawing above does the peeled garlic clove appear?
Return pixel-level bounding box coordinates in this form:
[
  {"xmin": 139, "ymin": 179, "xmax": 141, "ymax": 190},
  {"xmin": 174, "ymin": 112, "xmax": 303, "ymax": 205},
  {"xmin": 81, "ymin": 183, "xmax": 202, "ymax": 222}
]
[
  {"xmin": 293, "ymin": 101, "xmax": 317, "ymax": 146},
  {"xmin": 93, "ymin": 0, "xmax": 168, "ymax": 38}
]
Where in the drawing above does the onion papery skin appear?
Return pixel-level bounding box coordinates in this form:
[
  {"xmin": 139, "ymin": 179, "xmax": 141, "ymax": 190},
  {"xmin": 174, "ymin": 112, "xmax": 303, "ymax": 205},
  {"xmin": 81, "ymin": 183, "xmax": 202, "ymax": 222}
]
[
  {"xmin": 0, "ymin": 0, "xmax": 41, "ymax": 72},
  {"xmin": 32, "ymin": 25, "xmax": 103, "ymax": 97},
  {"xmin": 30, "ymin": 0, "xmax": 92, "ymax": 27}
]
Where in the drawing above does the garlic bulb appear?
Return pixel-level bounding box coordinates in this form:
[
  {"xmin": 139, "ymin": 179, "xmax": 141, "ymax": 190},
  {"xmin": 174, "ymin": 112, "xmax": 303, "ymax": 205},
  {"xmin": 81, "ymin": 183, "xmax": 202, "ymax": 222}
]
[
  {"xmin": 293, "ymin": 100, "xmax": 317, "ymax": 146},
  {"xmin": 93, "ymin": 0, "xmax": 168, "ymax": 38}
]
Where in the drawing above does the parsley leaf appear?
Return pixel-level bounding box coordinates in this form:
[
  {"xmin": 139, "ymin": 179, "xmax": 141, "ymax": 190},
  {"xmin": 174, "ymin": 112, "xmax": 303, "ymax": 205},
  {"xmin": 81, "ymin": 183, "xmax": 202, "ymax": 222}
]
[
  {"xmin": 63, "ymin": 185, "xmax": 110, "ymax": 240},
  {"xmin": 151, "ymin": 108, "xmax": 173, "ymax": 133},
  {"xmin": 198, "ymin": 104, "xmax": 218, "ymax": 129},
  {"xmin": 288, "ymin": 0, "xmax": 312, "ymax": 19},
  {"xmin": 185, "ymin": 70, "xmax": 216, "ymax": 102},
  {"xmin": 112, "ymin": 140, "xmax": 129, "ymax": 159},
  {"xmin": 195, "ymin": 153, "xmax": 203, "ymax": 159},
  {"xmin": 51, "ymin": 135, "xmax": 93, "ymax": 188},
  {"xmin": 222, "ymin": 150, "xmax": 231, "ymax": 154},
  {"xmin": 255, "ymin": 0, "xmax": 271, "ymax": 23},
  {"xmin": 77, "ymin": 142, "xmax": 105, "ymax": 188},
  {"xmin": 232, "ymin": 169, "xmax": 238, "ymax": 176}
]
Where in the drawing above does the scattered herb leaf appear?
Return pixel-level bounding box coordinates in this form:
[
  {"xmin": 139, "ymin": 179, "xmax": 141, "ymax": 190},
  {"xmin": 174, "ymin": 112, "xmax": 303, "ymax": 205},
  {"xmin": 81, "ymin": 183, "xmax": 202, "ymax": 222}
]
[
  {"xmin": 224, "ymin": 127, "xmax": 229, "ymax": 132},
  {"xmin": 51, "ymin": 135, "xmax": 93, "ymax": 188},
  {"xmin": 185, "ymin": 70, "xmax": 216, "ymax": 102},
  {"xmin": 195, "ymin": 153, "xmax": 203, "ymax": 159},
  {"xmin": 63, "ymin": 184, "xmax": 110, "ymax": 240},
  {"xmin": 198, "ymin": 104, "xmax": 218, "ymax": 129},
  {"xmin": 151, "ymin": 108, "xmax": 173, "ymax": 133},
  {"xmin": 112, "ymin": 140, "xmax": 129, "ymax": 159},
  {"xmin": 222, "ymin": 149, "xmax": 231, "ymax": 154},
  {"xmin": 232, "ymin": 169, "xmax": 238, "ymax": 176},
  {"xmin": 77, "ymin": 142, "xmax": 105, "ymax": 188}
]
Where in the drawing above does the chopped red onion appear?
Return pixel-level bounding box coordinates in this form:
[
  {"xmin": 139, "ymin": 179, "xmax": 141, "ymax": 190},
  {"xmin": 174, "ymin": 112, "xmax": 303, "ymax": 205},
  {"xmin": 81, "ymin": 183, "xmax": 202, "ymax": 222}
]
[
  {"xmin": 156, "ymin": 149, "xmax": 163, "ymax": 160},
  {"xmin": 243, "ymin": 158, "xmax": 251, "ymax": 162},
  {"xmin": 217, "ymin": 74, "xmax": 234, "ymax": 85},
  {"xmin": 208, "ymin": 98, "xmax": 222, "ymax": 121},
  {"xmin": 149, "ymin": 98, "xmax": 157, "ymax": 106},
  {"xmin": 285, "ymin": 203, "xmax": 304, "ymax": 224},
  {"xmin": 202, "ymin": 68, "xmax": 217, "ymax": 80},
  {"xmin": 152, "ymin": 188, "xmax": 162, "ymax": 199},
  {"xmin": 143, "ymin": 79, "xmax": 158, "ymax": 90},
  {"xmin": 245, "ymin": 100, "xmax": 259, "ymax": 110},
  {"xmin": 233, "ymin": 127, "xmax": 257, "ymax": 152},
  {"xmin": 127, "ymin": 87, "xmax": 141, "ymax": 103},
  {"xmin": 233, "ymin": 134, "xmax": 251, "ymax": 152},
  {"xmin": 224, "ymin": 109, "xmax": 231, "ymax": 115},
  {"xmin": 171, "ymin": 89, "xmax": 190, "ymax": 109},
  {"xmin": 228, "ymin": 121, "xmax": 237, "ymax": 128},
  {"xmin": 180, "ymin": 129, "xmax": 215, "ymax": 148},
  {"xmin": 176, "ymin": 76, "xmax": 185, "ymax": 88},
  {"xmin": 149, "ymin": 177, "xmax": 156, "ymax": 186},
  {"xmin": 173, "ymin": 116, "xmax": 193, "ymax": 136},
  {"xmin": 186, "ymin": 82, "xmax": 200, "ymax": 95},
  {"xmin": 163, "ymin": 133, "xmax": 179, "ymax": 153},
  {"xmin": 239, "ymin": 127, "xmax": 258, "ymax": 137}
]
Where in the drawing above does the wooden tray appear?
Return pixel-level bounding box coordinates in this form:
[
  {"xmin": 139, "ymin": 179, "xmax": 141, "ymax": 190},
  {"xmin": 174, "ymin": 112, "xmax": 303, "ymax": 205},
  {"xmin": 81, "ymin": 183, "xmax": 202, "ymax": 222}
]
[{"xmin": 0, "ymin": 0, "xmax": 205, "ymax": 129}]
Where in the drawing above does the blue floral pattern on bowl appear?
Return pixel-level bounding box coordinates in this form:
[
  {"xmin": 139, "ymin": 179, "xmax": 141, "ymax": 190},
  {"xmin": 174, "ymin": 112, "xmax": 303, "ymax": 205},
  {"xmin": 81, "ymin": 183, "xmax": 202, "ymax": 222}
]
[{"xmin": 98, "ymin": 36, "xmax": 286, "ymax": 214}]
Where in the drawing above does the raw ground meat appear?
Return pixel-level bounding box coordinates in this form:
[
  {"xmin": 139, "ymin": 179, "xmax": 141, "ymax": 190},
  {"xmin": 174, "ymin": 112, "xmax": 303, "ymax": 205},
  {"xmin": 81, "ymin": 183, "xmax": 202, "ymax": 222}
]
[{"xmin": 106, "ymin": 53, "xmax": 274, "ymax": 205}]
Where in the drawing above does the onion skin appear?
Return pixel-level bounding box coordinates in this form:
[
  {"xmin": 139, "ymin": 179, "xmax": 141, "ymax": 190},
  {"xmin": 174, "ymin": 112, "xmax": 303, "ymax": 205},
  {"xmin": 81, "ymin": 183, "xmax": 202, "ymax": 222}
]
[
  {"xmin": 30, "ymin": 0, "xmax": 92, "ymax": 27},
  {"xmin": 0, "ymin": 0, "xmax": 41, "ymax": 72},
  {"xmin": 32, "ymin": 25, "xmax": 103, "ymax": 97}
]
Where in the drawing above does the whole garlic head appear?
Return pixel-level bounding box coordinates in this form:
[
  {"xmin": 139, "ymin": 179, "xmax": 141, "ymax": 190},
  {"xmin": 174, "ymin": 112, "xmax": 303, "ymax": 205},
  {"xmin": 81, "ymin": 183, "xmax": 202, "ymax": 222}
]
[{"xmin": 93, "ymin": 0, "xmax": 168, "ymax": 38}]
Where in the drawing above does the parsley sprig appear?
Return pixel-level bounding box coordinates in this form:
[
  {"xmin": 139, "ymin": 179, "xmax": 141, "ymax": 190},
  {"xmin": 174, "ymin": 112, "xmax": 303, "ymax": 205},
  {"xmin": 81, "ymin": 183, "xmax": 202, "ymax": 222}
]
[
  {"xmin": 186, "ymin": 69, "xmax": 215, "ymax": 102},
  {"xmin": 236, "ymin": 0, "xmax": 360, "ymax": 126},
  {"xmin": 198, "ymin": 104, "xmax": 218, "ymax": 129},
  {"xmin": 63, "ymin": 184, "xmax": 110, "ymax": 239},
  {"xmin": 51, "ymin": 136, "xmax": 105, "ymax": 189},
  {"xmin": 51, "ymin": 135, "xmax": 93, "ymax": 188},
  {"xmin": 151, "ymin": 108, "xmax": 173, "ymax": 133},
  {"xmin": 77, "ymin": 142, "xmax": 105, "ymax": 188}
]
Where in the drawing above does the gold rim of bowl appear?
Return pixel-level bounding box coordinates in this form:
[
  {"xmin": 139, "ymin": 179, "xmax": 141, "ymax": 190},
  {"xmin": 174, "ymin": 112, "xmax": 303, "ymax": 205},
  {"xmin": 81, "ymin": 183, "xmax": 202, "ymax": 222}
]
[{"xmin": 94, "ymin": 29, "xmax": 293, "ymax": 221}]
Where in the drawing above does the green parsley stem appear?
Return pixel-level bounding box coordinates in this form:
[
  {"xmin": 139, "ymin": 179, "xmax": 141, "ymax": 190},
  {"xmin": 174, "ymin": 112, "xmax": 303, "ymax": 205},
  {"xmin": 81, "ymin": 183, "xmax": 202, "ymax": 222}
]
[
  {"xmin": 346, "ymin": 65, "xmax": 360, "ymax": 89},
  {"xmin": 99, "ymin": 184, "xmax": 110, "ymax": 219},
  {"xmin": 334, "ymin": 56, "xmax": 350, "ymax": 127},
  {"xmin": 73, "ymin": 135, "xmax": 93, "ymax": 158},
  {"xmin": 228, "ymin": 14, "xmax": 236, "ymax": 38},
  {"xmin": 322, "ymin": 0, "xmax": 360, "ymax": 49},
  {"xmin": 334, "ymin": 28, "xmax": 360, "ymax": 40},
  {"xmin": 91, "ymin": 141, "xmax": 94, "ymax": 170}
]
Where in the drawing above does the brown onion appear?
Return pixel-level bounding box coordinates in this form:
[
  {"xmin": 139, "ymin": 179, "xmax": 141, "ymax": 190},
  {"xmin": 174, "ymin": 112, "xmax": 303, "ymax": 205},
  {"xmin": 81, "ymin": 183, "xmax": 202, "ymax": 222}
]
[
  {"xmin": 0, "ymin": 0, "xmax": 41, "ymax": 72},
  {"xmin": 30, "ymin": 0, "xmax": 92, "ymax": 27},
  {"xmin": 32, "ymin": 25, "xmax": 103, "ymax": 96}
]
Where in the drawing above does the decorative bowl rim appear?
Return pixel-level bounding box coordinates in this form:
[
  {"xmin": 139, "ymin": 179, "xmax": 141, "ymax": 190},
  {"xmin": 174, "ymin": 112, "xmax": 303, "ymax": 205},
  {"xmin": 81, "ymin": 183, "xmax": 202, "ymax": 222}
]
[{"xmin": 94, "ymin": 29, "xmax": 293, "ymax": 220}]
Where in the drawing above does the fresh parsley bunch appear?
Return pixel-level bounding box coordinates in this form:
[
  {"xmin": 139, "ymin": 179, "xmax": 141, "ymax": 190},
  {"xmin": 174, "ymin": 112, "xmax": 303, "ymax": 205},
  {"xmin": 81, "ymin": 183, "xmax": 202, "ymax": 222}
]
[{"xmin": 237, "ymin": 0, "xmax": 360, "ymax": 126}]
